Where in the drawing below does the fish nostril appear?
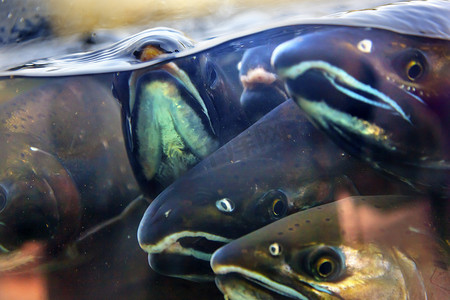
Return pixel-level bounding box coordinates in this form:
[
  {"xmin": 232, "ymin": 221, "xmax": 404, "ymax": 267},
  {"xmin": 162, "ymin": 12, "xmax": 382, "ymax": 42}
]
[{"xmin": 145, "ymin": 202, "xmax": 160, "ymax": 220}]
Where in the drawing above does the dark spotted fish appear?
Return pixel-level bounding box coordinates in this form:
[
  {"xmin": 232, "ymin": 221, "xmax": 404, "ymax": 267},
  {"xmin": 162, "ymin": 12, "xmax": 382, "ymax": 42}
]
[{"xmin": 212, "ymin": 195, "xmax": 450, "ymax": 299}]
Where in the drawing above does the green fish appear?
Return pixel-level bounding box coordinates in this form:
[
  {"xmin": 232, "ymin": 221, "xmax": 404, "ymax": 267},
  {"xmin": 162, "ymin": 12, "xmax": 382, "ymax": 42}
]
[
  {"xmin": 212, "ymin": 195, "xmax": 450, "ymax": 299},
  {"xmin": 272, "ymin": 0, "xmax": 450, "ymax": 195},
  {"xmin": 138, "ymin": 101, "xmax": 415, "ymax": 281},
  {"xmin": 0, "ymin": 77, "xmax": 140, "ymax": 258}
]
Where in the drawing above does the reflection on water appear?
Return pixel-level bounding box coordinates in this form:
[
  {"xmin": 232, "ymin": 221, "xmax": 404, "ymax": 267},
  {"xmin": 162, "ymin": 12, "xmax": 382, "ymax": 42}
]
[{"xmin": 0, "ymin": 0, "xmax": 448, "ymax": 299}]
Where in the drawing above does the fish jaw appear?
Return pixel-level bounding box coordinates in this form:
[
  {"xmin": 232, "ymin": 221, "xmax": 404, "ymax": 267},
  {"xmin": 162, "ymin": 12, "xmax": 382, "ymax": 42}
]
[
  {"xmin": 139, "ymin": 230, "xmax": 232, "ymax": 261},
  {"xmin": 139, "ymin": 230, "xmax": 231, "ymax": 280},
  {"xmin": 215, "ymin": 274, "xmax": 293, "ymax": 300}
]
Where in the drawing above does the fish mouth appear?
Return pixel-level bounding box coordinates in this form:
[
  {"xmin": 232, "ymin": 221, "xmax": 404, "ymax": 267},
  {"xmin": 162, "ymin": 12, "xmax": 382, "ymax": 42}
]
[
  {"xmin": 213, "ymin": 265, "xmax": 317, "ymax": 300},
  {"xmin": 278, "ymin": 60, "xmax": 410, "ymax": 123},
  {"xmin": 140, "ymin": 230, "xmax": 232, "ymax": 278},
  {"xmin": 277, "ymin": 60, "xmax": 408, "ymax": 154},
  {"xmin": 148, "ymin": 252, "xmax": 215, "ymax": 282},
  {"xmin": 140, "ymin": 231, "xmax": 231, "ymax": 261},
  {"xmin": 215, "ymin": 274, "xmax": 294, "ymax": 300},
  {"xmin": 128, "ymin": 67, "xmax": 220, "ymax": 191}
]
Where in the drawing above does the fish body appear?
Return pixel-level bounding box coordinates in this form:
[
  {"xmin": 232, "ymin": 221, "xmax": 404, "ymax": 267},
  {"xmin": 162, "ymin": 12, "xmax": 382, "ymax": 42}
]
[
  {"xmin": 272, "ymin": 3, "xmax": 450, "ymax": 195},
  {"xmin": 212, "ymin": 195, "xmax": 450, "ymax": 299},
  {"xmin": 137, "ymin": 100, "xmax": 415, "ymax": 281},
  {"xmin": 0, "ymin": 77, "xmax": 140, "ymax": 256}
]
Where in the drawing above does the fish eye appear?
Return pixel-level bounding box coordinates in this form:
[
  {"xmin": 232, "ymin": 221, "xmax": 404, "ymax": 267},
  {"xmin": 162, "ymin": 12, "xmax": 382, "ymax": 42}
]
[
  {"xmin": 314, "ymin": 257, "xmax": 336, "ymax": 278},
  {"xmin": 269, "ymin": 242, "xmax": 282, "ymax": 256},
  {"xmin": 394, "ymin": 49, "xmax": 427, "ymax": 82},
  {"xmin": 271, "ymin": 197, "xmax": 287, "ymax": 217},
  {"xmin": 304, "ymin": 246, "xmax": 344, "ymax": 282},
  {"xmin": 405, "ymin": 60, "xmax": 423, "ymax": 81},
  {"xmin": 216, "ymin": 198, "xmax": 235, "ymax": 213},
  {"xmin": 253, "ymin": 190, "xmax": 288, "ymax": 225},
  {"xmin": 263, "ymin": 190, "xmax": 288, "ymax": 220}
]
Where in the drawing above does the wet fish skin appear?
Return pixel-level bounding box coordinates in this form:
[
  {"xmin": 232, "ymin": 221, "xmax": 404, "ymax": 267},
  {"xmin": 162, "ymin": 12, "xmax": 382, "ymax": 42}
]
[
  {"xmin": 272, "ymin": 26, "xmax": 450, "ymax": 195},
  {"xmin": 138, "ymin": 100, "xmax": 415, "ymax": 281},
  {"xmin": 211, "ymin": 195, "xmax": 450, "ymax": 299},
  {"xmin": 0, "ymin": 77, "xmax": 140, "ymax": 255}
]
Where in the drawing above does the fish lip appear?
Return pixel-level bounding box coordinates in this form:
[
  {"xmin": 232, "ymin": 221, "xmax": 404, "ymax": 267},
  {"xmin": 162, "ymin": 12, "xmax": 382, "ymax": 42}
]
[
  {"xmin": 148, "ymin": 253, "xmax": 215, "ymax": 281},
  {"xmin": 212, "ymin": 265, "xmax": 311, "ymax": 300},
  {"xmin": 215, "ymin": 273, "xmax": 294, "ymax": 300},
  {"xmin": 139, "ymin": 230, "xmax": 232, "ymax": 262},
  {"xmin": 277, "ymin": 60, "xmax": 411, "ymax": 123},
  {"xmin": 213, "ymin": 265, "xmax": 344, "ymax": 300}
]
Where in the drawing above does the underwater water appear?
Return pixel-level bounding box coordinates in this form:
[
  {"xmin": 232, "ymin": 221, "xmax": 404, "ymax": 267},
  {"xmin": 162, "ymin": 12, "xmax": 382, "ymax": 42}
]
[{"xmin": 0, "ymin": 1, "xmax": 448, "ymax": 299}]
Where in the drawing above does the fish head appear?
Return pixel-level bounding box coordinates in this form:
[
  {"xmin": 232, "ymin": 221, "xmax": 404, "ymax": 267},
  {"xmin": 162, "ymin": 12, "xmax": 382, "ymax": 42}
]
[
  {"xmin": 272, "ymin": 27, "xmax": 450, "ymax": 192},
  {"xmin": 136, "ymin": 157, "xmax": 312, "ymax": 281},
  {"xmin": 0, "ymin": 138, "xmax": 81, "ymax": 253},
  {"xmin": 239, "ymin": 45, "xmax": 289, "ymax": 124},
  {"xmin": 212, "ymin": 196, "xmax": 424, "ymax": 299}
]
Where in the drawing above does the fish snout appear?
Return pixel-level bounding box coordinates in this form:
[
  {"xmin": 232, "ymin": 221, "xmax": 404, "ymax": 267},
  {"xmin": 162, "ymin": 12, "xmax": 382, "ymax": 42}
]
[
  {"xmin": 211, "ymin": 238, "xmax": 256, "ymax": 275},
  {"xmin": 137, "ymin": 193, "xmax": 198, "ymax": 252}
]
